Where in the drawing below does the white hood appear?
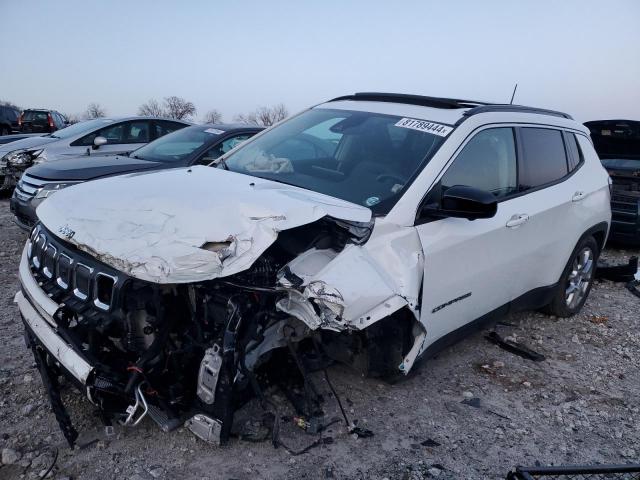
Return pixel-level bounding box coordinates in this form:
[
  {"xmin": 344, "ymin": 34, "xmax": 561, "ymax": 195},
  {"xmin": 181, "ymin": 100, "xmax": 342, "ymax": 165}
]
[{"xmin": 36, "ymin": 166, "xmax": 372, "ymax": 283}]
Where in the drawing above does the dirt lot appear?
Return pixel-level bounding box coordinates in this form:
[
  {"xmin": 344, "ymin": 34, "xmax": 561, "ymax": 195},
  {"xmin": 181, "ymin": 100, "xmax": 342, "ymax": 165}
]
[{"xmin": 0, "ymin": 198, "xmax": 638, "ymax": 480}]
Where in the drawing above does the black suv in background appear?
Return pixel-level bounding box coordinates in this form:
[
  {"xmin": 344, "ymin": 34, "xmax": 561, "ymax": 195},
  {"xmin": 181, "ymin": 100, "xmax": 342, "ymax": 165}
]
[
  {"xmin": 19, "ymin": 109, "xmax": 68, "ymax": 133},
  {"xmin": 0, "ymin": 105, "xmax": 20, "ymax": 135},
  {"xmin": 585, "ymin": 119, "xmax": 640, "ymax": 244}
]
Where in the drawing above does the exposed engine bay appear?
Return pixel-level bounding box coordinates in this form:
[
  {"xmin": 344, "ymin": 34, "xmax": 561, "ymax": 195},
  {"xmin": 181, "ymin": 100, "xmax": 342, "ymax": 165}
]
[{"xmin": 21, "ymin": 214, "xmax": 420, "ymax": 447}]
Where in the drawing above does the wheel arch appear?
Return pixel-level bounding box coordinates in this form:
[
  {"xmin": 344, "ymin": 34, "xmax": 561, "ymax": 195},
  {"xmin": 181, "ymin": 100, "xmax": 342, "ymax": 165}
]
[{"xmin": 581, "ymin": 221, "xmax": 609, "ymax": 252}]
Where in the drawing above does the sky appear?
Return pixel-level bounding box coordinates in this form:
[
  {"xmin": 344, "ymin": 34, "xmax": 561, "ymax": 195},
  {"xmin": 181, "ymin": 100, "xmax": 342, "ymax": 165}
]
[{"xmin": 1, "ymin": 0, "xmax": 639, "ymax": 123}]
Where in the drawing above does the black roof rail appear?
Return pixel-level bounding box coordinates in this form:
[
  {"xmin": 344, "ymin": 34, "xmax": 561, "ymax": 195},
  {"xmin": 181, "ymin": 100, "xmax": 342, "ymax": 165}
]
[
  {"xmin": 329, "ymin": 92, "xmax": 489, "ymax": 110},
  {"xmin": 459, "ymin": 104, "xmax": 573, "ymax": 123},
  {"xmin": 328, "ymin": 93, "xmax": 574, "ymax": 122}
]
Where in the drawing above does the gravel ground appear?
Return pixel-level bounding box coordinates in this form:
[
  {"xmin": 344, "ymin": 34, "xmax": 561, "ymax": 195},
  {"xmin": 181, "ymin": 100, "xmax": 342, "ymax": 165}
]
[{"xmin": 0, "ymin": 197, "xmax": 639, "ymax": 480}]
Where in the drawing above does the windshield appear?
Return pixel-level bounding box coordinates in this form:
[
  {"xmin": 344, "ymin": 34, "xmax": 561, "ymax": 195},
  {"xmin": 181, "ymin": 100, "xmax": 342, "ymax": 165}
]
[
  {"xmin": 223, "ymin": 108, "xmax": 449, "ymax": 214},
  {"xmin": 48, "ymin": 118, "xmax": 116, "ymax": 139},
  {"xmin": 22, "ymin": 111, "xmax": 49, "ymax": 122},
  {"xmin": 132, "ymin": 126, "xmax": 220, "ymax": 162}
]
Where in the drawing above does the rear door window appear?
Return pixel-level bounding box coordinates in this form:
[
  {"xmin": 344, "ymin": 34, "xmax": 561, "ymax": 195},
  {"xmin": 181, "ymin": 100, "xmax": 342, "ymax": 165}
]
[
  {"xmin": 125, "ymin": 121, "xmax": 150, "ymax": 143},
  {"xmin": 518, "ymin": 128, "xmax": 569, "ymax": 190}
]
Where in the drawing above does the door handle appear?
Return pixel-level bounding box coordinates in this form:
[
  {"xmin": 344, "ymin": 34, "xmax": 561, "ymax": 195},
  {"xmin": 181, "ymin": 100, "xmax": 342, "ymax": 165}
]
[
  {"xmin": 506, "ymin": 214, "xmax": 529, "ymax": 228},
  {"xmin": 572, "ymin": 191, "xmax": 586, "ymax": 202}
]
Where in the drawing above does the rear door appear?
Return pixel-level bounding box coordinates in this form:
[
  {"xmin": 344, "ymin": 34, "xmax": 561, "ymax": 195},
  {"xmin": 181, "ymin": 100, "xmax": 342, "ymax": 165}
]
[{"xmin": 504, "ymin": 127, "xmax": 591, "ymax": 298}]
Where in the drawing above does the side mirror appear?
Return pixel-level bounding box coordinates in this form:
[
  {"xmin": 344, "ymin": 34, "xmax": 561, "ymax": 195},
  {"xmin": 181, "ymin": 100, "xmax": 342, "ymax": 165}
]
[
  {"xmin": 421, "ymin": 185, "xmax": 497, "ymax": 221},
  {"xmin": 93, "ymin": 136, "xmax": 107, "ymax": 149}
]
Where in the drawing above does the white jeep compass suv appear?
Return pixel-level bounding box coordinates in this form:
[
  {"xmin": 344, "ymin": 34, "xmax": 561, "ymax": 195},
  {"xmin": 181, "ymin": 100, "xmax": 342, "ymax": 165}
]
[{"xmin": 16, "ymin": 93, "xmax": 611, "ymax": 446}]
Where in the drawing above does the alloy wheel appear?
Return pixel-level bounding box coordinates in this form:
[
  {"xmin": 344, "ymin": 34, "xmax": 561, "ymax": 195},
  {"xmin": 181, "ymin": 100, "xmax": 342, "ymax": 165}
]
[{"xmin": 565, "ymin": 247, "xmax": 594, "ymax": 309}]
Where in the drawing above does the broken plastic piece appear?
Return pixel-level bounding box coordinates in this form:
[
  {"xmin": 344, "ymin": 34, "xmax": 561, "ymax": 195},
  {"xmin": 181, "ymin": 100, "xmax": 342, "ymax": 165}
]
[
  {"xmin": 595, "ymin": 256, "xmax": 638, "ymax": 282},
  {"xmin": 196, "ymin": 344, "xmax": 223, "ymax": 404},
  {"xmin": 485, "ymin": 331, "xmax": 545, "ymax": 362},
  {"xmin": 186, "ymin": 414, "xmax": 223, "ymax": 445},
  {"xmin": 420, "ymin": 438, "xmax": 441, "ymax": 447}
]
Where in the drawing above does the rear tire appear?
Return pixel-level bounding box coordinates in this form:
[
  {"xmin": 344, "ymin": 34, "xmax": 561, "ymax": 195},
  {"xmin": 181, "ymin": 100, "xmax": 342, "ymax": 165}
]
[
  {"xmin": 0, "ymin": 127, "xmax": 8, "ymax": 136},
  {"xmin": 543, "ymin": 235, "xmax": 599, "ymax": 317}
]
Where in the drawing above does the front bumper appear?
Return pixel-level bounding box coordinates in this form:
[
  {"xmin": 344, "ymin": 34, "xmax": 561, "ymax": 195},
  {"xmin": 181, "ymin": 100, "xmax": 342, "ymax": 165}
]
[
  {"xmin": 10, "ymin": 190, "xmax": 39, "ymax": 231},
  {"xmin": 15, "ymin": 246, "xmax": 93, "ymax": 384},
  {"xmin": 609, "ymin": 193, "xmax": 640, "ymax": 244}
]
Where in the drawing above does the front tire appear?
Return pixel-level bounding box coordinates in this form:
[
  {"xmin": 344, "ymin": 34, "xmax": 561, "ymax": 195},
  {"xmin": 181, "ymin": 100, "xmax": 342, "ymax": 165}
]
[{"xmin": 543, "ymin": 236, "xmax": 599, "ymax": 317}]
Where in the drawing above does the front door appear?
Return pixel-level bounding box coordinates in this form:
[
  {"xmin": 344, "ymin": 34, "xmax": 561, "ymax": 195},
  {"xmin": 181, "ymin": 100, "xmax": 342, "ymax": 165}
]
[{"xmin": 415, "ymin": 126, "xmax": 524, "ymax": 348}]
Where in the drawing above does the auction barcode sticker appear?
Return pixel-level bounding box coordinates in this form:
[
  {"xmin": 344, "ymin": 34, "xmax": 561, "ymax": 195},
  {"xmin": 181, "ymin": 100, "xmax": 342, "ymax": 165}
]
[{"xmin": 395, "ymin": 118, "xmax": 453, "ymax": 137}]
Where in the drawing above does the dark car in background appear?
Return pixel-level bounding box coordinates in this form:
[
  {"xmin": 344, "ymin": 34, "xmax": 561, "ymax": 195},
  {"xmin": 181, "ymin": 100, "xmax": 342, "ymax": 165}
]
[
  {"xmin": 0, "ymin": 105, "xmax": 21, "ymax": 135},
  {"xmin": 585, "ymin": 119, "xmax": 640, "ymax": 244},
  {"xmin": 18, "ymin": 109, "xmax": 68, "ymax": 133},
  {"xmin": 10, "ymin": 124, "xmax": 262, "ymax": 229}
]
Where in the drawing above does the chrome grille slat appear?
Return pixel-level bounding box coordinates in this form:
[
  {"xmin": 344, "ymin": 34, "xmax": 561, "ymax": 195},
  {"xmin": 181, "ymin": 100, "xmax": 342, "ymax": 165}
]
[
  {"xmin": 17, "ymin": 182, "xmax": 38, "ymax": 195},
  {"xmin": 27, "ymin": 226, "xmax": 118, "ymax": 312},
  {"xmin": 20, "ymin": 174, "xmax": 50, "ymax": 188}
]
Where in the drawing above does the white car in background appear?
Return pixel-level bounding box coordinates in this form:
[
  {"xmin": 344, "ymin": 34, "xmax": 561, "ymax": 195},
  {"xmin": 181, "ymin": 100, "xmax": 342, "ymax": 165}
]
[
  {"xmin": 0, "ymin": 116, "xmax": 190, "ymax": 190},
  {"xmin": 16, "ymin": 93, "xmax": 611, "ymax": 447}
]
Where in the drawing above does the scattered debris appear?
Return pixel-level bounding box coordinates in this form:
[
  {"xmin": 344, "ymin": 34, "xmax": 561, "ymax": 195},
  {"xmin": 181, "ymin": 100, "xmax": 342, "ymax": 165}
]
[
  {"xmin": 590, "ymin": 315, "xmax": 609, "ymax": 324},
  {"xmin": 461, "ymin": 397, "xmax": 482, "ymax": 408},
  {"xmin": 507, "ymin": 463, "xmax": 640, "ymax": 479},
  {"xmin": 595, "ymin": 256, "xmax": 638, "ymax": 282},
  {"xmin": 485, "ymin": 331, "xmax": 545, "ymax": 362},
  {"xmin": 420, "ymin": 438, "xmax": 441, "ymax": 447},
  {"xmin": 1, "ymin": 447, "xmax": 21, "ymax": 465}
]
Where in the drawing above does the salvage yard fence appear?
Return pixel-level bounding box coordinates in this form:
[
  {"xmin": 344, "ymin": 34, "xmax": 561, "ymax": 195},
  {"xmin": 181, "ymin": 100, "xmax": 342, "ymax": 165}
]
[{"xmin": 507, "ymin": 464, "xmax": 640, "ymax": 480}]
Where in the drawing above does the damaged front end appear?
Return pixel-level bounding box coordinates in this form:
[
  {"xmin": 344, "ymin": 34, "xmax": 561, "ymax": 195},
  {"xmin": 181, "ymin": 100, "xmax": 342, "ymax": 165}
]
[{"xmin": 18, "ymin": 213, "xmax": 423, "ymax": 447}]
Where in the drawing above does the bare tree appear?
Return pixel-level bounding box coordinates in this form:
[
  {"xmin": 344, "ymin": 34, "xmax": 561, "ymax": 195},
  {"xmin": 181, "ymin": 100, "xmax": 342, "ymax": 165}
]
[
  {"xmin": 63, "ymin": 113, "xmax": 81, "ymax": 125},
  {"xmin": 234, "ymin": 103, "xmax": 288, "ymax": 127},
  {"xmin": 164, "ymin": 96, "xmax": 196, "ymax": 120},
  {"xmin": 138, "ymin": 99, "xmax": 165, "ymax": 117},
  {"xmin": 0, "ymin": 100, "xmax": 21, "ymax": 110},
  {"xmin": 203, "ymin": 109, "xmax": 223, "ymax": 124},
  {"xmin": 84, "ymin": 103, "xmax": 106, "ymax": 119}
]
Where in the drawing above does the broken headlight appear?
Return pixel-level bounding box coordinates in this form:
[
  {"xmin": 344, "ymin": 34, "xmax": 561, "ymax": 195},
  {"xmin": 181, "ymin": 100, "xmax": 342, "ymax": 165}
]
[
  {"xmin": 34, "ymin": 181, "xmax": 81, "ymax": 199},
  {"xmin": 4, "ymin": 148, "xmax": 46, "ymax": 167}
]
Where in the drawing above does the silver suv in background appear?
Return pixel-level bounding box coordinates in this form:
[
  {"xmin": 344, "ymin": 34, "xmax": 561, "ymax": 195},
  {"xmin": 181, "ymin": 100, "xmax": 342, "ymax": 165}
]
[{"xmin": 0, "ymin": 116, "xmax": 190, "ymax": 190}]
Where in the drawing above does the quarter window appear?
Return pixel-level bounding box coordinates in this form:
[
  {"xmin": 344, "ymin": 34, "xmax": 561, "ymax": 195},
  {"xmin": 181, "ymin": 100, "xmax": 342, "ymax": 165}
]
[
  {"xmin": 154, "ymin": 121, "xmax": 186, "ymax": 139},
  {"xmin": 519, "ymin": 128, "xmax": 568, "ymax": 190},
  {"xmin": 441, "ymin": 127, "xmax": 517, "ymax": 199},
  {"xmin": 564, "ymin": 132, "xmax": 584, "ymax": 171}
]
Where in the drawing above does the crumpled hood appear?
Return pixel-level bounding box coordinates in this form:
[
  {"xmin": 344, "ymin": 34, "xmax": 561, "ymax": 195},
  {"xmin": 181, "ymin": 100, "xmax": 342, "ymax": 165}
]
[
  {"xmin": 0, "ymin": 136, "xmax": 58, "ymax": 156},
  {"xmin": 36, "ymin": 166, "xmax": 372, "ymax": 283}
]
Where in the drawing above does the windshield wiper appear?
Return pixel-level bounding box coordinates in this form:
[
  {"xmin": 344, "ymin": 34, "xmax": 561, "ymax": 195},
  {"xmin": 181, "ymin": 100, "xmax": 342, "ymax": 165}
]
[{"xmin": 216, "ymin": 157, "xmax": 229, "ymax": 170}]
